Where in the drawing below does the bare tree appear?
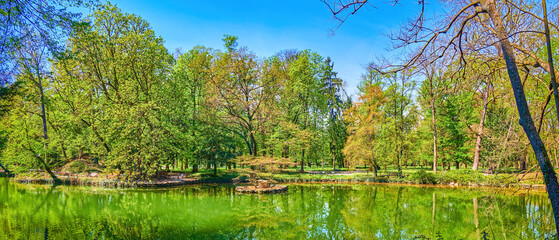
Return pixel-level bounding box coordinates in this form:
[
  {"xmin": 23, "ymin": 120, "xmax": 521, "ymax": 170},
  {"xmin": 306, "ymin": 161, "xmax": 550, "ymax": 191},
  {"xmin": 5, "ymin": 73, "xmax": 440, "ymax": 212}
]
[{"xmin": 322, "ymin": 0, "xmax": 559, "ymax": 233}]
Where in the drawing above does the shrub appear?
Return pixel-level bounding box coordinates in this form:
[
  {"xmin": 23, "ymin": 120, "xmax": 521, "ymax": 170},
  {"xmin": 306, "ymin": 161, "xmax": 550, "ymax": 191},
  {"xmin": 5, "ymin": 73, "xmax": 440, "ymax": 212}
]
[
  {"xmin": 410, "ymin": 170, "xmax": 437, "ymax": 184},
  {"xmin": 438, "ymin": 169, "xmax": 480, "ymax": 184}
]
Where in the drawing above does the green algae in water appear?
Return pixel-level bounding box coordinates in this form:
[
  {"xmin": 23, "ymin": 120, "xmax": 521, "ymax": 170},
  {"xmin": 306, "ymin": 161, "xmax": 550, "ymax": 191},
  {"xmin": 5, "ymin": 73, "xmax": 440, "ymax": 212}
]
[{"xmin": 0, "ymin": 178, "xmax": 555, "ymax": 239}]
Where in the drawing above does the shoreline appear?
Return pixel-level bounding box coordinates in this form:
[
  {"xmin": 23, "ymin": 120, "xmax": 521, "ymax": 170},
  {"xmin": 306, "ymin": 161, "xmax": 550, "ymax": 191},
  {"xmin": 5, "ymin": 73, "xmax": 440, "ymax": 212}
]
[{"xmin": 2, "ymin": 172, "xmax": 547, "ymax": 191}]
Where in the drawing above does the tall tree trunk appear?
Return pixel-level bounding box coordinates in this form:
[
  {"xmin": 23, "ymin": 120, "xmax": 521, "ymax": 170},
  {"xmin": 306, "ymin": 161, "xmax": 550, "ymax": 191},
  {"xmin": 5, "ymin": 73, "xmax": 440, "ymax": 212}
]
[
  {"xmin": 519, "ymin": 149, "xmax": 527, "ymax": 171},
  {"xmin": 282, "ymin": 145, "xmax": 289, "ymax": 158},
  {"xmin": 38, "ymin": 78, "xmax": 59, "ymax": 183},
  {"xmin": 397, "ymin": 149, "xmax": 402, "ymax": 177},
  {"xmin": 332, "ymin": 154, "xmax": 336, "ymax": 171},
  {"xmin": 431, "ymin": 93, "xmax": 438, "ymax": 173},
  {"xmin": 249, "ymin": 131, "xmax": 257, "ymax": 156},
  {"xmin": 543, "ymin": 0, "xmax": 559, "ymax": 171},
  {"xmin": 213, "ymin": 161, "xmax": 217, "ymax": 176},
  {"xmin": 473, "ymin": 86, "xmax": 489, "ymax": 170},
  {"xmin": 300, "ymin": 149, "xmax": 305, "ymax": 172},
  {"xmin": 542, "ymin": 0, "xmax": 559, "ymax": 125},
  {"xmin": 482, "ymin": 0, "xmax": 559, "ymax": 233}
]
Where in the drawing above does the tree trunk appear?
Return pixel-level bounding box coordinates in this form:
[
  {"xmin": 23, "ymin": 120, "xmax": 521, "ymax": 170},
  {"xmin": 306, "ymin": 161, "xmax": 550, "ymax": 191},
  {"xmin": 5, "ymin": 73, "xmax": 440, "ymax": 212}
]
[
  {"xmin": 0, "ymin": 161, "xmax": 12, "ymax": 175},
  {"xmin": 519, "ymin": 149, "xmax": 527, "ymax": 171},
  {"xmin": 282, "ymin": 145, "xmax": 289, "ymax": 158},
  {"xmin": 397, "ymin": 149, "xmax": 402, "ymax": 177},
  {"xmin": 542, "ymin": 0, "xmax": 559, "ymax": 126},
  {"xmin": 555, "ymin": 148, "xmax": 558, "ymax": 168},
  {"xmin": 473, "ymin": 86, "xmax": 489, "ymax": 170},
  {"xmin": 33, "ymin": 153, "xmax": 58, "ymax": 182},
  {"xmin": 38, "ymin": 78, "xmax": 59, "ymax": 183},
  {"xmin": 249, "ymin": 131, "xmax": 257, "ymax": 156},
  {"xmin": 430, "ymin": 77, "xmax": 438, "ymax": 173},
  {"xmin": 300, "ymin": 149, "xmax": 305, "ymax": 172},
  {"xmin": 332, "ymin": 154, "xmax": 336, "ymax": 171},
  {"xmin": 483, "ymin": 0, "xmax": 559, "ymax": 233},
  {"xmin": 213, "ymin": 162, "xmax": 217, "ymax": 176}
]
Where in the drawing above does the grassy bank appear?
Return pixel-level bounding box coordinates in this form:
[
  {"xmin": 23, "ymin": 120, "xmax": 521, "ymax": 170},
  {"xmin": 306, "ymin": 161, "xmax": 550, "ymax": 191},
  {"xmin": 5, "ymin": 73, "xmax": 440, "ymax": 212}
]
[
  {"xmin": 5, "ymin": 167, "xmax": 548, "ymax": 190},
  {"xmin": 264, "ymin": 169, "xmax": 524, "ymax": 187}
]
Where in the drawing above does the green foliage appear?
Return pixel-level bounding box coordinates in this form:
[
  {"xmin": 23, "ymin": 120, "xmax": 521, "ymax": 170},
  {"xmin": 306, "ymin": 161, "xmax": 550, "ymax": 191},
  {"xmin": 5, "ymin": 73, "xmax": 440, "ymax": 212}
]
[
  {"xmin": 0, "ymin": 4, "xmax": 351, "ymax": 179},
  {"xmin": 410, "ymin": 170, "xmax": 437, "ymax": 184},
  {"xmin": 50, "ymin": 4, "xmax": 174, "ymax": 179},
  {"xmin": 437, "ymin": 92, "xmax": 475, "ymax": 166},
  {"xmin": 2, "ymin": 0, "xmax": 547, "ymax": 184}
]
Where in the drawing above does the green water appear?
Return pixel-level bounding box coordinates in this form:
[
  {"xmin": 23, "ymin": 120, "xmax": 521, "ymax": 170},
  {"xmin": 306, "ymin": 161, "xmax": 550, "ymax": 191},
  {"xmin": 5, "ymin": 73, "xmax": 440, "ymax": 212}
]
[{"xmin": 0, "ymin": 179, "xmax": 555, "ymax": 239}]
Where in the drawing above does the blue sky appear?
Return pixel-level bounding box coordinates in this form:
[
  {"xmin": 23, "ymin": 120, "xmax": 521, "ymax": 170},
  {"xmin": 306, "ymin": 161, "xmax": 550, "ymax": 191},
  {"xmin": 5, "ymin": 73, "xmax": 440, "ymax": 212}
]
[{"xmin": 106, "ymin": 0, "xmax": 426, "ymax": 97}]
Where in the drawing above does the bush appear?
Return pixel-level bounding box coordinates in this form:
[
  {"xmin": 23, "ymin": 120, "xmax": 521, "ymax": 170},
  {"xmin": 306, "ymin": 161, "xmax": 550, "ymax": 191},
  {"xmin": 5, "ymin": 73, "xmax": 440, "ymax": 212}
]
[
  {"xmin": 438, "ymin": 169, "xmax": 480, "ymax": 184},
  {"xmin": 410, "ymin": 170, "xmax": 437, "ymax": 184}
]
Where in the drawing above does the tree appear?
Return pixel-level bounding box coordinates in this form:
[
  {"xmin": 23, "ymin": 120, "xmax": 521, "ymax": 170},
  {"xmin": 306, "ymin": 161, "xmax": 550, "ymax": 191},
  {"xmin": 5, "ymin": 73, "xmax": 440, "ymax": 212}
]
[
  {"xmin": 4, "ymin": 33, "xmax": 61, "ymax": 181},
  {"xmin": 281, "ymin": 50, "xmax": 326, "ymax": 171},
  {"xmin": 438, "ymin": 91, "xmax": 474, "ymax": 170},
  {"xmin": 343, "ymin": 82, "xmax": 386, "ymax": 176},
  {"xmin": 53, "ymin": 4, "xmax": 173, "ymax": 179},
  {"xmin": 0, "ymin": 0, "xmax": 95, "ymax": 84},
  {"xmin": 168, "ymin": 46, "xmax": 215, "ymax": 171},
  {"xmin": 323, "ymin": 57, "xmax": 350, "ymax": 170},
  {"xmin": 209, "ymin": 36, "xmax": 281, "ymax": 157},
  {"xmin": 377, "ymin": 69, "xmax": 417, "ymax": 176},
  {"xmin": 417, "ymin": 63, "xmax": 447, "ymax": 172}
]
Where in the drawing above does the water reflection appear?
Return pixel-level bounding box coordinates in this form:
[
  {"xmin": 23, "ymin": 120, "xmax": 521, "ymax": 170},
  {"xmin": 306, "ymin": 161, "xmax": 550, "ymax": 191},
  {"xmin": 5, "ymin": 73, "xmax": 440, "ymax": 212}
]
[{"xmin": 0, "ymin": 179, "xmax": 554, "ymax": 239}]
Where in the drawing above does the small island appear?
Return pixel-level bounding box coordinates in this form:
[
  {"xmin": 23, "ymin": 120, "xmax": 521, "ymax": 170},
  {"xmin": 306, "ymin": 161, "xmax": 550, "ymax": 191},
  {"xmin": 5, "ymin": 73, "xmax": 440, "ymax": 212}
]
[{"xmin": 236, "ymin": 180, "xmax": 288, "ymax": 194}]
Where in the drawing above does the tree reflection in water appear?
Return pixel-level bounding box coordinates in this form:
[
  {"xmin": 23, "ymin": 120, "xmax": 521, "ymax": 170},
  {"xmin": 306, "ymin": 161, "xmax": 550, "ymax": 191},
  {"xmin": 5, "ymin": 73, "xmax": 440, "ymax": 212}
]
[{"xmin": 0, "ymin": 179, "xmax": 554, "ymax": 239}]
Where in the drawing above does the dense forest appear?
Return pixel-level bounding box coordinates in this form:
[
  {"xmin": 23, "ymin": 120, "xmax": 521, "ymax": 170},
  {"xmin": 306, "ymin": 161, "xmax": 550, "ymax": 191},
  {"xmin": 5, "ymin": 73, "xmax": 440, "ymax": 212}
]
[
  {"xmin": 1, "ymin": 0, "xmax": 559, "ymax": 183},
  {"xmin": 0, "ymin": 3, "xmax": 351, "ymax": 179}
]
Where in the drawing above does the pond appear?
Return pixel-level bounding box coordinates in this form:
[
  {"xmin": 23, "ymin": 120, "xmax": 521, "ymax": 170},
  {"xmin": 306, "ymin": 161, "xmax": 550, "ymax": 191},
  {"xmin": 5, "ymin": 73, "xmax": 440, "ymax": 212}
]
[{"xmin": 0, "ymin": 178, "xmax": 555, "ymax": 239}]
